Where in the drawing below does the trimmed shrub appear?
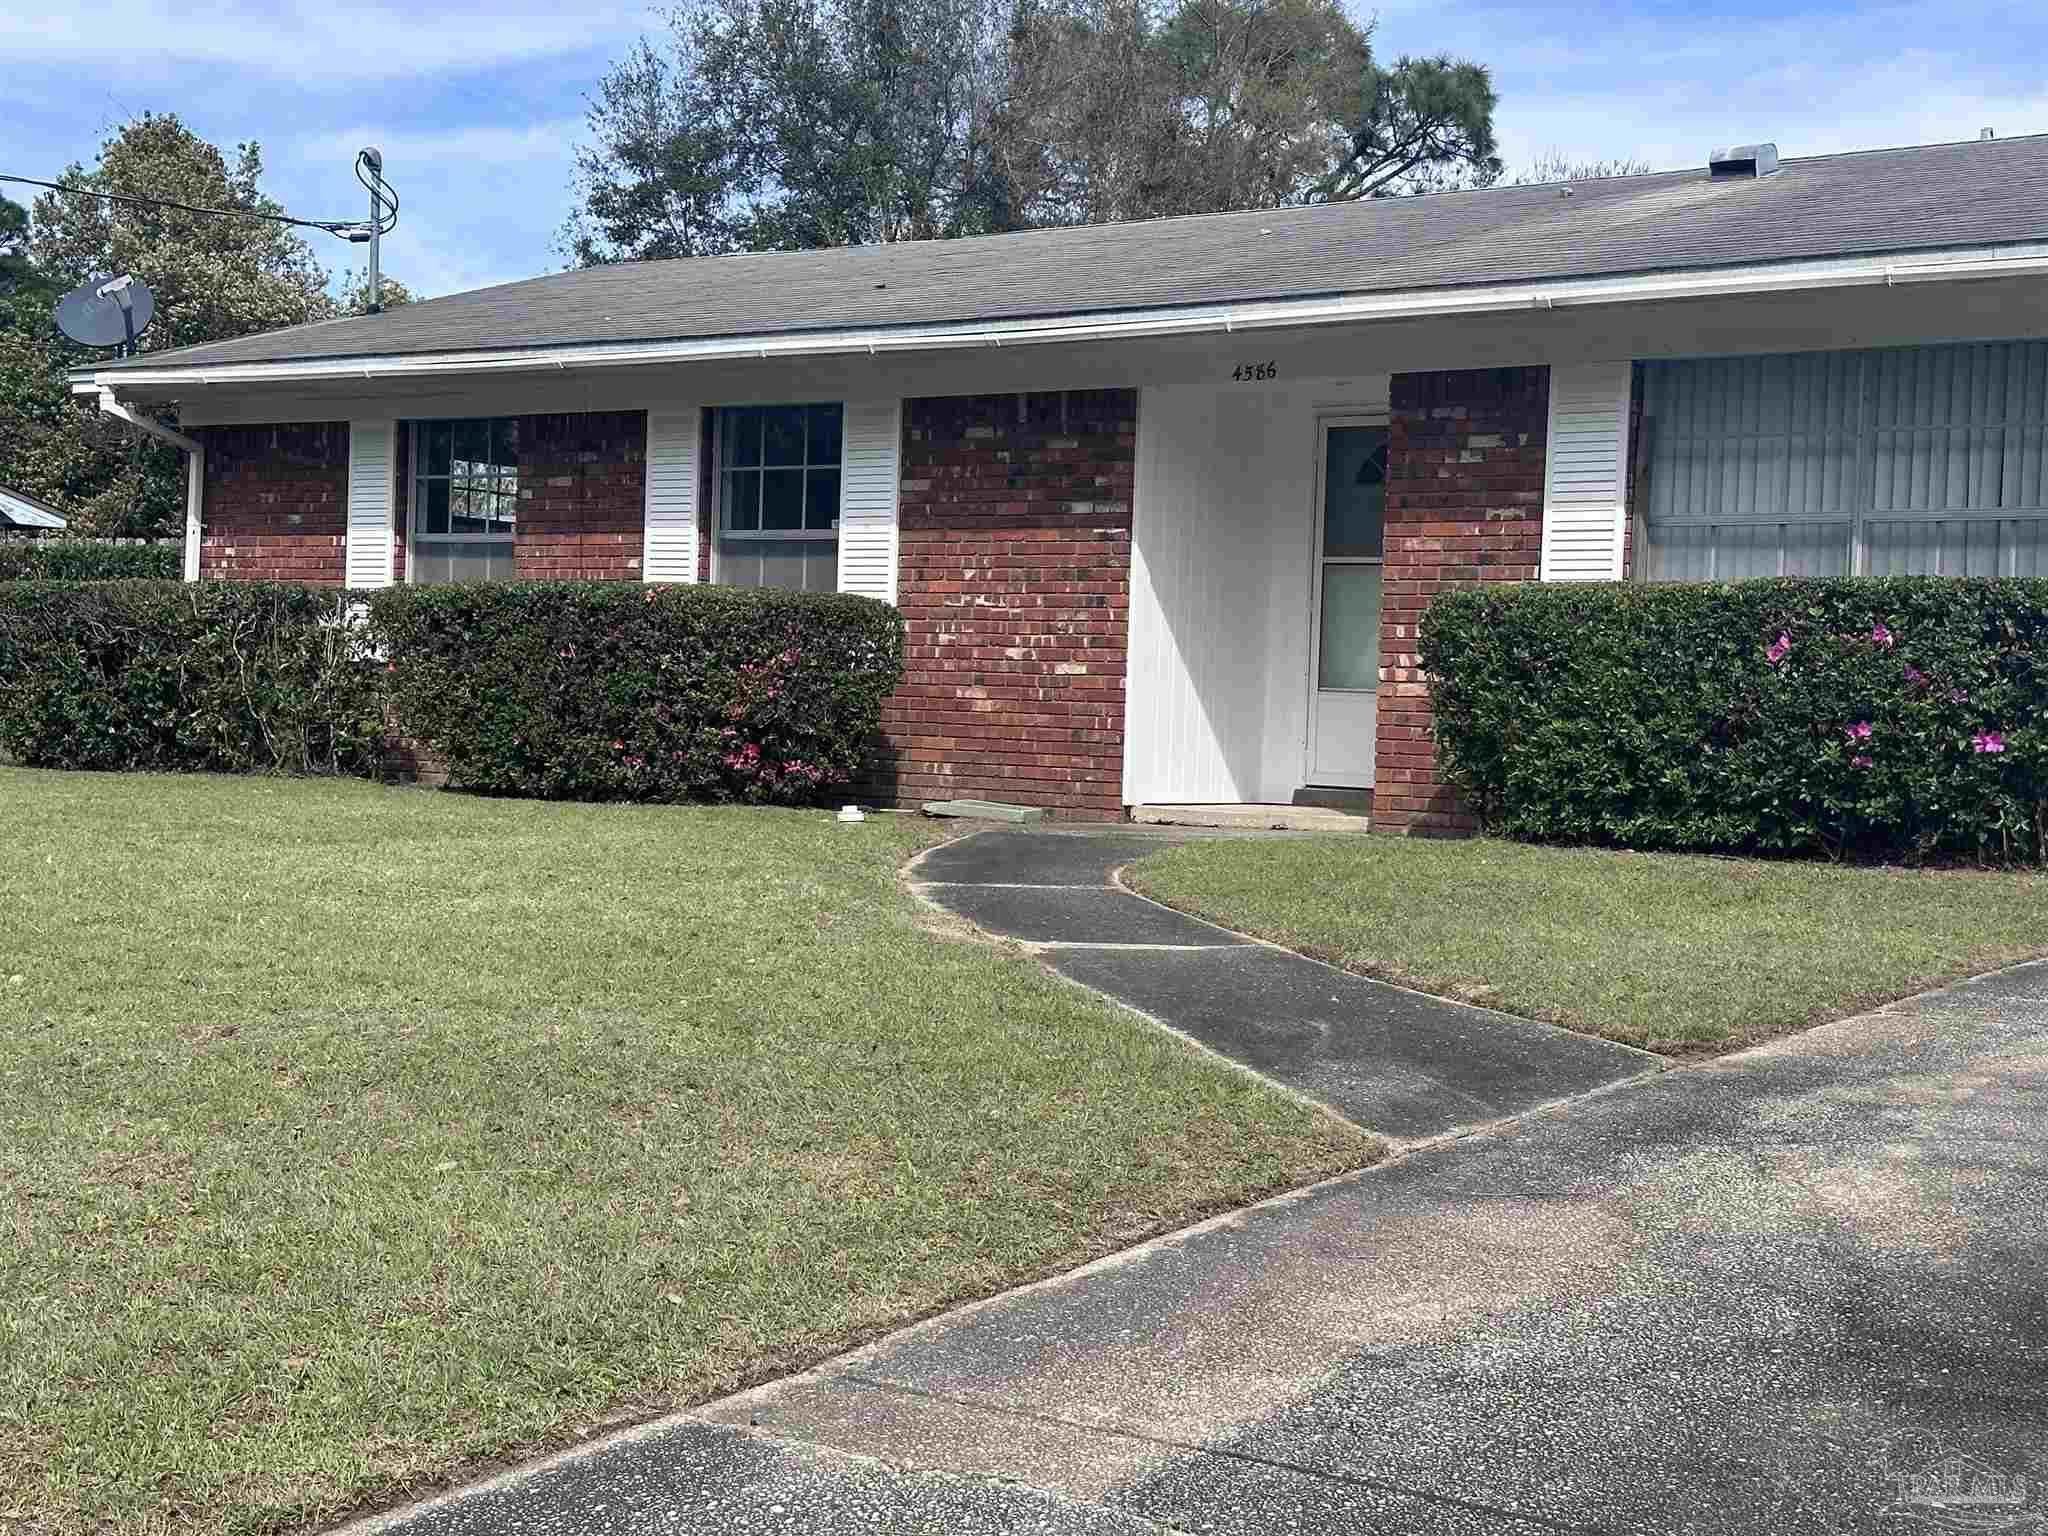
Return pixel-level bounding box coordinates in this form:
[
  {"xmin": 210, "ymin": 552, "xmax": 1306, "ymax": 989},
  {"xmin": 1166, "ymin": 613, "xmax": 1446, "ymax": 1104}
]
[
  {"xmin": 367, "ymin": 582, "xmax": 904, "ymax": 803},
  {"xmin": 0, "ymin": 581, "xmax": 384, "ymax": 775},
  {"xmin": 0, "ymin": 540, "xmax": 181, "ymax": 581},
  {"xmin": 1421, "ymin": 578, "xmax": 2048, "ymax": 862}
]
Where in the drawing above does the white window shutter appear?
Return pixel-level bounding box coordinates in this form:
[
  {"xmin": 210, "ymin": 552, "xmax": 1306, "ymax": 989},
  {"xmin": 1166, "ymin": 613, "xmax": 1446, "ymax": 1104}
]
[
  {"xmin": 345, "ymin": 419, "xmax": 397, "ymax": 588},
  {"xmin": 644, "ymin": 406, "xmax": 700, "ymax": 583},
  {"xmin": 837, "ymin": 399, "xmax": 901, "ymax": 602},
  {"xmin": 1540, "ymin": 362, "xmax": 1633, "ymax": 582}
]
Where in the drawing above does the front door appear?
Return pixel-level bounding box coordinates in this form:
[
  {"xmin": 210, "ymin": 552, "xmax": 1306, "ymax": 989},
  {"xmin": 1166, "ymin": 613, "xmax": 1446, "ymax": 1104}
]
[{"xmin": 1307, "ymin": 418, "xmax": 1388, "ymax": 787}]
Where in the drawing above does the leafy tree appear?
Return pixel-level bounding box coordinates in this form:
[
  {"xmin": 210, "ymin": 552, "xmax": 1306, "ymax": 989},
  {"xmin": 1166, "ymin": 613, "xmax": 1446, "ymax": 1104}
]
[
  {"xmin": 0, "ymin": 195, "xmax": 54, "ymax": 304},
  {"xmin": 999, "ymin": 0, "xmax": 1368, "ymax": 223},
  {"xmin": 1511, "ymin": 149, "xmax": 1652, "ymax": 185},
  {"xmin": 1, "ymin": 116, "xmax": 337, "ymax": 535},
  {"xmin": 568, "ymin": 0, "xmax": 1013, "ymax": 261},
  {"xmin": 1319, "ymin": 54, "xmax": 1500, "ymax": 198},
  {"xmin": 566, "ymin": 0, "xmax": 1501, "ymax": 260},
  {"xmin": 29, "ymin": 113, "xmax": 335, "ymax": 351},
  {"xmin": 340, "ymin": 268, "xmax": 416, "ymax": 313}
]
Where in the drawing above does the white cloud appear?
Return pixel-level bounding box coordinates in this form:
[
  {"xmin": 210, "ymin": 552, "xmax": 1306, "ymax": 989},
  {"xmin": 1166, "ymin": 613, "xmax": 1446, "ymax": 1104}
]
[
  {"xmin": 1370, "ymin": 0, "xmax": 2048, "ymax": 175},
  {"xmin": 277, "ymin": 118, "xmax": 590, "ymax": 297},
  {"xmin": 0, "ymin": 2, "xmax": 654, "ymax": 84}
]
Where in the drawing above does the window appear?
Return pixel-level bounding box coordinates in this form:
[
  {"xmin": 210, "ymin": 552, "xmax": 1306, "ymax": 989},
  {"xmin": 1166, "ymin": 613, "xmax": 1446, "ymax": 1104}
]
[
  {"xmin": 1316, "ymin": 424, "xmax": 1388, "ymax": 692},
  {"xmin": 1640, "ymin": 343, "xmax": 2048, "ymax": 580},
  {"xmin": 715, "ymin": 403, "xmax": 842, "ymax": 591},
  {"xmin": 412, "ymin": 418, "xmax": 518, "ymax": 583}
]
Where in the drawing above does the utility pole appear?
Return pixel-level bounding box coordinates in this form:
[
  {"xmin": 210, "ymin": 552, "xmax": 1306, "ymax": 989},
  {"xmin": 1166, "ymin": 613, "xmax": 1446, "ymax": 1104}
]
[{"xmin": 362, "ymin": 146, "xmax": 385, "ymax": 313}]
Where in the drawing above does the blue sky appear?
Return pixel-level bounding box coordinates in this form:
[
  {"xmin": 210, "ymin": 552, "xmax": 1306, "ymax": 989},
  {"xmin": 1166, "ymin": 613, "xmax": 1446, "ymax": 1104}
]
[{"xmin": 6, "ymin": 0, "xmax": 2048, "ymax": 300}]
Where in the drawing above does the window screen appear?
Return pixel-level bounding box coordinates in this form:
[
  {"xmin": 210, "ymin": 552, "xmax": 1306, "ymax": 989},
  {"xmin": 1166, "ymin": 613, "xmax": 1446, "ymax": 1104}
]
[
  {"xmin": 412, "ymin": 418, "xmax": 518, "ymax": 584},
  {"xmin": 1641, "ymin": 343, "xmax": 2048, "ymax": 580},
  {"xmin": 716, "ymin": 403, "xmax": 842, "ymax": 592}
]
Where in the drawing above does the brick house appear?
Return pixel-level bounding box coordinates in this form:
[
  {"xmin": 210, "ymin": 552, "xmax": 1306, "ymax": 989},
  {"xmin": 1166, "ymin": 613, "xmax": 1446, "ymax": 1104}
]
[{"xmin": 76, "ymin": 136, "xmax": 2048, "ymax": 827}]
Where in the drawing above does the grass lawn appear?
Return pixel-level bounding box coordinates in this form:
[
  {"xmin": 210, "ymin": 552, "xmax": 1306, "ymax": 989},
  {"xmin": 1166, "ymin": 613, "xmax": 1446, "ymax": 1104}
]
[
  {"xmin": 1126, "ymin": 835, "xmax": 2048, "ymax": 1054},
  {"xmin": 0, "ymin": 769, "xmax": 1370, "ymax": 1536}
]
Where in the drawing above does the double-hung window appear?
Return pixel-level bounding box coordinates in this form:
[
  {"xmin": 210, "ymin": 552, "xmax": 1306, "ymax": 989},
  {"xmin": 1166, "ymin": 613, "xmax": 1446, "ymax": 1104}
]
[
  {"xmin": 715, "ymin": 404, "xmax": 842, "ymax": 591},
  {"xmin": 1640, "ymin": 343, "xmax": 2048, "ymax": 580},
  {"xmin": 412, "ymin": 418, "xmax": 518, "ymax": 583}
]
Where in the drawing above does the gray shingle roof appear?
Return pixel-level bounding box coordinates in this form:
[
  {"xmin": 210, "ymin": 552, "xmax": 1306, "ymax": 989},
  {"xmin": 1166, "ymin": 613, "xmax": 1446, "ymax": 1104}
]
[{"xmin": 102, "ymin": 134, "xmax": 2048, "ymax": 374}]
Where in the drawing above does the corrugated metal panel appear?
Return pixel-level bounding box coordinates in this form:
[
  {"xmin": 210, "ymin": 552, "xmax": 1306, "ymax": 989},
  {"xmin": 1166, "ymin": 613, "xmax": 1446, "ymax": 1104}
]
[
  {"xmin": 1642, "ymin": 341, "xmax": 2048, "ymax": 577},
  {"xmin": 836, "ymin": 400, "xmax": 900, "ymax": 602},
  {"xmin": 1540, "ymin": 362, "xmax": 1632, "ymax": 581},
  {"xmin": 343, "ymin": 420, "xmax": 396, "ymax": 589},
  {"xmin": 642, "ymin": 407, "xmax": 700, "ymax": 583}
]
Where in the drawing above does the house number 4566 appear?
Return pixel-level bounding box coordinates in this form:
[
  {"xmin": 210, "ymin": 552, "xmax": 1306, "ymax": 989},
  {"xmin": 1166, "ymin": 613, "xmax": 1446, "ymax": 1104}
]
[{"xmin": 1231, "ymin": 360, "xmax": 1278, "ymax": 382}]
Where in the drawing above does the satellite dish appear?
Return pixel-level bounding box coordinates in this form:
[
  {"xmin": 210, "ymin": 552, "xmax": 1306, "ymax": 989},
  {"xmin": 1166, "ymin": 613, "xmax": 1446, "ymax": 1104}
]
[{"xmin": 55, "ymin": 275, "xmax": 156, "ymax": 351}]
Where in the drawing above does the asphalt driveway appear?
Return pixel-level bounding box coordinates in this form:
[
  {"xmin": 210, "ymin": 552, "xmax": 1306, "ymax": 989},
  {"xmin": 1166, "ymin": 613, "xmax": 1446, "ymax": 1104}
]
[{"xmin": 349, "ymin": 838, "xmax": 2048, "ymax": 1536}]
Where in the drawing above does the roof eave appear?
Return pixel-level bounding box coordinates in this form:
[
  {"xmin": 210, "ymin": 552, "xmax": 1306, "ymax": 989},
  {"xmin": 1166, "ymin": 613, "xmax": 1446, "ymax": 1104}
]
[{"xmin": 76, "ymin": 240, "xmax": 2048, "ymax": 395}]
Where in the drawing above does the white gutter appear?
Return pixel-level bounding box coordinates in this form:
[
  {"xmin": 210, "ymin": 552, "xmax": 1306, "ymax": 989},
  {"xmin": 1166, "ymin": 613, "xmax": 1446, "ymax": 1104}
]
[
  {"xmin": 94, "ymin": 389, "xmax": 204, "ymax": 582},
  {"xmin": 95, "ymin": 389, "xmax": 201, "ymax": 452},
  {"xmin": 74, "ymin": 240, "xmax": 2048, "ymax": 393}
]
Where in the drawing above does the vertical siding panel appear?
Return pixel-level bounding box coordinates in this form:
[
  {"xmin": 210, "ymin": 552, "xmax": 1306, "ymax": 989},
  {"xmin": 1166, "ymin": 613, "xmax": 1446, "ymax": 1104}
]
[{"xmin": 1122, "ymin": 384, "xmax": 1281, "ymax": 803}]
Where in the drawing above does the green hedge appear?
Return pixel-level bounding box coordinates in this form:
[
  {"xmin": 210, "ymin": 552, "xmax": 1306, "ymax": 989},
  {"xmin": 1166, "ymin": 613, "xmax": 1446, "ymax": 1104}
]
[
  {"xmin": 366, "ymin": 583, "xmax": 904, "ymax": 803},
  {"xmin": 1421, "ymin": 578, "xmax": 2048, "ymax": 862},
  {"xmin": 0, "ymin": 541, "xmax": 181, "ymax": 581},
  {"xmin": 0, "ymin": 581, "xmax": 384, "ymax": 775}
]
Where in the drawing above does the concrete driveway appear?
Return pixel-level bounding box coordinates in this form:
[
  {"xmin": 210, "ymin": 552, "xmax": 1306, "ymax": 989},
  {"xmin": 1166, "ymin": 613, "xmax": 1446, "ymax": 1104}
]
[
  {"xmin": 909, "ymin": 828, "xmax": 1662, "ymax": 1142},
  {"xmin": 352, "ymin": 840, "xmax": 2048, "ymax": 1536}
]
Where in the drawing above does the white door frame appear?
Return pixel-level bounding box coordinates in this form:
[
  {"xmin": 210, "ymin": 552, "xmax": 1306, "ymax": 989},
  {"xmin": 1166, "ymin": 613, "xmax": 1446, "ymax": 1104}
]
[{"xmin": 1305, "ymin": 411, "xmax": 1388, "ymax": 789}]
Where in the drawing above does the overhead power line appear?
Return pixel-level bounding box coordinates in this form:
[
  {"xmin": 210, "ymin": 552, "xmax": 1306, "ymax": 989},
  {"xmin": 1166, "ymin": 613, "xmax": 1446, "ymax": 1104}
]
[{"xmin": 0, "ymin": 171, "xmax": 369, "ymax": 238}]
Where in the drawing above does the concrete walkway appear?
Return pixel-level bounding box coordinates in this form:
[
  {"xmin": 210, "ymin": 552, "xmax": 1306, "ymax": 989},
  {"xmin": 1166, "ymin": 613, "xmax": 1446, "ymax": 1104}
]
[
  {"xmin": 910, "ymin": 827, "xmax": 1661, "ymax": 1142},
  {"xmin": 351, "ymin": 834, "xmax": 2048, "ymax": 1536}
]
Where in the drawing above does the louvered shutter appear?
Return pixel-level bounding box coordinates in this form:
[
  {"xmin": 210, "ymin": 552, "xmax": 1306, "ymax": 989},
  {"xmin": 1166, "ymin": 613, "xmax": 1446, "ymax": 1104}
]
[
  {"xmin": 837, "ymin": 399, "xmax": 901, "ymax": 602},
  {"xmin": 643, "ymin": 407, "xmax": 701, "ymax": 582},
  {"xmin": 344, "ymin": 420, "xmax": 397, "ymax": 588},
  {"xmin": 1540, "ymin": 362, "xmax": 1632, "ymax": 582}
]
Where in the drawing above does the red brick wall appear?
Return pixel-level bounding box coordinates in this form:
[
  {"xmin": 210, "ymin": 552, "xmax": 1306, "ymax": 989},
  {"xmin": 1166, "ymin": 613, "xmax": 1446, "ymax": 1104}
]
[
  {"xmin": 1374, "ymin": 367, "xmax": 1549, "ymax": 836},
  {"xmin": 200, "ymin": 413, "xmax": 645, "ymax": 586},
  {"xmin": 513, "ymin": 411, "xmax": 645, "ymax": 581},
  {"xmin": 879, "ymin": 390, "xmax": 1136, "ymax": 819},
  {"xmin": 197, "ymin": 423, "xmax": 349, "ymax": 583}
]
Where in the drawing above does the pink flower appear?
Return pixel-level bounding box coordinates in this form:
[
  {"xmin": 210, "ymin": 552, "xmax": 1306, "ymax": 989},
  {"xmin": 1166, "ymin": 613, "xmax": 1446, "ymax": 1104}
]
[
  {"xmin": 1949, "ymin": 689, "xmax": 1970, "ymax": 704},
  {"xmin": 611, "ymin": 739, "xmax": 624, "ymax": 750},
  {"xmin": 1870, "ymin": 623, "xmax": 1895, "ymax": 649},
  {"xmin": 1844, "ymin": 722, "xmax": 1873, "ymax": 742},
  {"xmin": 1851, "ymin": 755, "xmax": 1875, "ymax": 769},
  {"xmin": 1765, "ymin": 632, "xmax": 1792, "ymax": 665},
  {"xmin": 1903, "ymin": 665, "xmax": 1926, "ymax": 686},
  {"xmin": 1973, "ymin": 731, "xmax": 2007, "ymax": 755}
]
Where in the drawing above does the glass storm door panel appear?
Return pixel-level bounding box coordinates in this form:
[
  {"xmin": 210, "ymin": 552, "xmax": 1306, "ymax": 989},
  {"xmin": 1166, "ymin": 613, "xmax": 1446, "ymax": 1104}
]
[{"xmin": 1309, "ymin": 422, "xmax": 1387, "ymax": 788}]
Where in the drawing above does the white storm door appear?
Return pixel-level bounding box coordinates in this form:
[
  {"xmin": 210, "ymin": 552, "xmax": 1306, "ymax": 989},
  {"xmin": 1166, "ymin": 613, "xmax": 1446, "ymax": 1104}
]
[{"xmin": 1307, "ymin": 418, "xmax": 1388, "ymax": 788}]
